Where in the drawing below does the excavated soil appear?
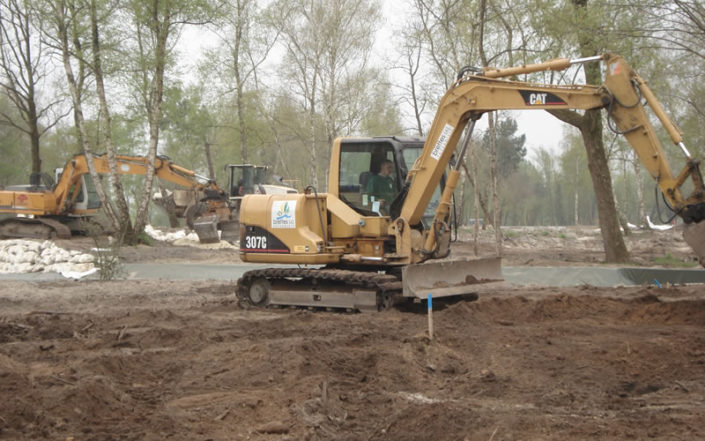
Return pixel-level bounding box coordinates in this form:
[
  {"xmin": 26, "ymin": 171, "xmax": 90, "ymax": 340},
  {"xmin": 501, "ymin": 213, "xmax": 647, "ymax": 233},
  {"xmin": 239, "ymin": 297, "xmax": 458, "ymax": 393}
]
[{"xmin": 1, "ymin": 226, "xmax": 704, "ymax": 440}]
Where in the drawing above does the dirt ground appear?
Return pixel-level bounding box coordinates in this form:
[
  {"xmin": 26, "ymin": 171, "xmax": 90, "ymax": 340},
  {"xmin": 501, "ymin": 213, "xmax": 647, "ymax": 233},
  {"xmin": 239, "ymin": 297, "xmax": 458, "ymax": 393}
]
[{"xmin": 1, "ymin": 226, "xmax": 704, "ymax": 440}]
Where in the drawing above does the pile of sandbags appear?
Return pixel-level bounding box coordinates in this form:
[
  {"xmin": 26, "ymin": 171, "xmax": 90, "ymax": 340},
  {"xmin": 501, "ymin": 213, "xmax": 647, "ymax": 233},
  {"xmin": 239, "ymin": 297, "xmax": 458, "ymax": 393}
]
[
  {"xmin": 0, "ymin": 239, "xmax": 96, "ymax": 277},
  {"xmin": 144, "ymin": 225, "xmax": 237, "ymax": 249},
  {"xmin": 144, "ymin": 224, "xmax": 200, "ymax": 242}
]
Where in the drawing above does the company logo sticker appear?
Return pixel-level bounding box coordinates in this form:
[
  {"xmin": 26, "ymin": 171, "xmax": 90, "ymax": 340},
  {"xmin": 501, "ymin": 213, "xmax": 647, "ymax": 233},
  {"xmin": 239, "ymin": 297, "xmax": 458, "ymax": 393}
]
[
  {"xmin": 271, "ymin": 200, "xmax": 296, "ymax": 229},
  {"xmin": 431, "ymin": 124, "xmax": 454, "ymax": 160},
  {"xmin": 609, "ymin": 62, "xmax": 621, "ymax": 76}
]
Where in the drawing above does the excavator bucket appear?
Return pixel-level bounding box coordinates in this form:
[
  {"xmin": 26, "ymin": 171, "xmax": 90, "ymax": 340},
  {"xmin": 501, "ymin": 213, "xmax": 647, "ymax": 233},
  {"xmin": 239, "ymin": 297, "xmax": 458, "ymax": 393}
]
[
  {"xmin": 683, "ymin": 221, "xmax": 705, "ymax": 268},
  {"xmin": 192, "ymin": 214, "xmax": 220, "ymax": 243},
  {"xmin": 401, "ymin": 256, "xmax": 503, "ymax": 299},
  {"xmin": 219, "ymin": 220, "xmax": 240, "ymax": 244}
]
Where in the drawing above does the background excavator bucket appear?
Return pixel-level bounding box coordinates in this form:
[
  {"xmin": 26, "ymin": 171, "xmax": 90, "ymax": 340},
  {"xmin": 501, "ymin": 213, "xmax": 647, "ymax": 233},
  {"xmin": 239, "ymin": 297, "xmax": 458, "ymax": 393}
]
[
  {"xmin": 218, "ymin": 220, "xmax": 240, "ymax": 244},
  {"xmin": 192, "ymin": 214, "xmax": 220, "ymax": 243},
  {"xmin": 683, "ymin": 221, "xmax": 705, "ymax": 268},
  {"xmin": 401, "ymin": 256, "xmax": 503, "ymax": 299}
]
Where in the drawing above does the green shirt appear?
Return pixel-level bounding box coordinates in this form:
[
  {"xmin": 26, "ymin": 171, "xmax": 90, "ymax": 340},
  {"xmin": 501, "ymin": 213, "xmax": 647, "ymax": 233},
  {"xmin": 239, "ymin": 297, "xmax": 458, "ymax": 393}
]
[{"xmin": 365, "ymin": 174, "xmax": 395, "ymax": 204}]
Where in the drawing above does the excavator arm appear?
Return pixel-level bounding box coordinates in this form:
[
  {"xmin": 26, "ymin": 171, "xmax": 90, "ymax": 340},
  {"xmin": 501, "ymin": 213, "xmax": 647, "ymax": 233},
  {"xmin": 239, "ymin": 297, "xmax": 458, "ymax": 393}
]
[
  {"xmin": 52, "ymin": 153, "xmax": 223, "ymax": 214},
  {"xmin": 400, "ymin": 53, "xmax": 705, "ymax": 265}
]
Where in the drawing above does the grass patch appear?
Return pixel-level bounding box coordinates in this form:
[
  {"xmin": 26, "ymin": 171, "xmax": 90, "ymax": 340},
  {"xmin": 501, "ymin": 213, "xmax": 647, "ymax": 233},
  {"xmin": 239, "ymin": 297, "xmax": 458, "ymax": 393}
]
[
  {"xmin": 137, "ymin": 230, "xmax": 154, "ymax": 246},
  {"xmin": 91, "ymin": 234, "xmax": 126, "ymax": 280},
  {"xmin": 652, "ymin": 253, "xmax": 699, "ymax": 268}
]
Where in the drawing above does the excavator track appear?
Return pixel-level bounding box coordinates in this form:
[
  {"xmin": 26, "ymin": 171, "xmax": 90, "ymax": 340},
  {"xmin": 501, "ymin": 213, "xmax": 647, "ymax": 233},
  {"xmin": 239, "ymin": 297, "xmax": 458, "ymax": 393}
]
[
  {"xmin": 236, "ymin": 268, "xmax": 402, "ymax": 312},
  {"xmin": 0, "ymin": 217, "xmax": 72, "ymax": 240}
]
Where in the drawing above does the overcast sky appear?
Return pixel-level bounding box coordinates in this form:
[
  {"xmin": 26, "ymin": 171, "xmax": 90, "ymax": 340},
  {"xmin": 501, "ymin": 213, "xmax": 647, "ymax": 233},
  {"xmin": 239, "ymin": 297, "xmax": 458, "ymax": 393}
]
[{"xmin": 177, "ymin": 0, "xmax": 570, "ymax": 160}]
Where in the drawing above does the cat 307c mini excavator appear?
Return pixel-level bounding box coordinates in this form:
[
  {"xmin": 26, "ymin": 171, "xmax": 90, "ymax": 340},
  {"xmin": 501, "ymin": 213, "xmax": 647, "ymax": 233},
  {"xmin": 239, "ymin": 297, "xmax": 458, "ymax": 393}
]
[
  {"xmin": 0, "ymin": 153, "xmax": 237, "ymax": 242},
  {"xmin": 236, "ymin": 53, "xmax": 705, "ymax": 311}
]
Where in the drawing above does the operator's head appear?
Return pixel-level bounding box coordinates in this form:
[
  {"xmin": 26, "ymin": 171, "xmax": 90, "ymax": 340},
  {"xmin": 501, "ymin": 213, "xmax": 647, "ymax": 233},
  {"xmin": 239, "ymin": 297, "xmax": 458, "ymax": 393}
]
[{"xmin": 379, "ymin": 159, "xmax": 393, "ymax": 176}]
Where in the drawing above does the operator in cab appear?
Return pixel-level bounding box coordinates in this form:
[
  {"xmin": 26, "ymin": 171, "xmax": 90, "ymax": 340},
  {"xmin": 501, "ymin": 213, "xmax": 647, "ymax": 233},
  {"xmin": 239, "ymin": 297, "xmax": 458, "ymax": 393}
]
[{"xmin": 365, "ymin": 159, "xmax": 396, "ymax": 215}]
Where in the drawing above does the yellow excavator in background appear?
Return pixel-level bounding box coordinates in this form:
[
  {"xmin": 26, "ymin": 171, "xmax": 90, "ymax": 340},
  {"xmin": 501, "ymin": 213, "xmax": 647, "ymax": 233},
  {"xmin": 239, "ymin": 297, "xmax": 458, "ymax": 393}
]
[
  {"xmin": 0, "ymin": 153, "xmax": 237, "ymax": 242},
  {"xmin": 236, "ymin": 54, "xmax": 703, "ymax": 311}
]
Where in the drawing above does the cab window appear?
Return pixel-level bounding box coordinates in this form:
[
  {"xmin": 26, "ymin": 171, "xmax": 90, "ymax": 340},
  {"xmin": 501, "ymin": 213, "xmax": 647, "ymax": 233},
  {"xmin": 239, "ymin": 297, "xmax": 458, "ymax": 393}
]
[{"xmin": 339, "ymin": 142, "xmax": 398, "ymax": 215}]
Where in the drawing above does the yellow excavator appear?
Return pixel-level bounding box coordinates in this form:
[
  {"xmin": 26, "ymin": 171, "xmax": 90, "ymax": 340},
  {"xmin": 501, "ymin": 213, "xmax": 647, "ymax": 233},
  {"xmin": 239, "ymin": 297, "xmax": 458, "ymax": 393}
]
[
  {"xmin": 236, "ymin": 53, "xmax": 705, "ymax": 311},
  {"xmin": 0, "ymin": 153, "xmax": 236, "ymax": 242}
]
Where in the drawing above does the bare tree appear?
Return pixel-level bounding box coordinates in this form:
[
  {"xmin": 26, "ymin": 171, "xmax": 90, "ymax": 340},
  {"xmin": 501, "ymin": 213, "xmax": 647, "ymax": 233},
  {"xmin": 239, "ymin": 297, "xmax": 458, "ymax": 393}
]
[
  {"xmin": 44, "ymin": 0, "xmax": 123, "ymax": 232},
  {"xmin": 125, "ymin": 0, "xmax": 215, "ymax": 240},
  {"xmin": 0, "ymin": 0, "xmax": 66, "ymax": 174},
  {"xmin": 547, "ymin": 0, "xmax": 629, "ymax": 263},
  {"xmin": 208, "ymin": 0, "xmax": 279, "ymax": 163},
  {"xmin": 394, "ymin": 23, "xmax": 428, "ymax": 136},
  {"xmin": 273, "ymin": 0, "xmax": 324, "ymax": 187},
  {"xmin": 89, "ymin": 0, "xmax": 131, "ymax": 232},
  {"xmin": 478, "ymin": 0, "xmax": 501, "ymax": 255},
  {"xmin": 273, "ymin": 0, "xmax": 381, "ymax": 188}
]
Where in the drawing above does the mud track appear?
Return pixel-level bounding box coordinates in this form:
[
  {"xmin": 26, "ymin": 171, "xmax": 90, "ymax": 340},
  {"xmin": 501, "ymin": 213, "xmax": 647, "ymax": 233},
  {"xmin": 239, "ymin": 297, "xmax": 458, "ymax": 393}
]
[
  {"xmin": 1, "ymin": 227, "xmax": 704, "ymax": 440},
  {"xmin": 1, "ymin": 279, "xmax": 704, "ymax": 440}
]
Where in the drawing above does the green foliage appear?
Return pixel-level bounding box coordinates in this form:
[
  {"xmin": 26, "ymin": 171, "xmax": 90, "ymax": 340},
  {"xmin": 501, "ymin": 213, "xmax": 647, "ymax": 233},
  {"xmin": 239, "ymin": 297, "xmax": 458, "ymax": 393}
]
[
  {"xmin": 504, "ymin": 230, "xmax": 520, "ymax": 238},
  {"xmin": 481, "ymin": 117, "xmax": 527, "ymax": 178},
  {"xmin": 161, "ymin": 84, "xmax": 217, "ymax": 175},
  {"xmin": 137, "ymin": 230, "xmax": 154, "ymax": 246},
  {"xmin": 652, "ymin": 253, "xmax": 699, "ymax": 268},
  {"xmin": 90, "ymin": 226, "xmax": 126, "ymax": 281}
]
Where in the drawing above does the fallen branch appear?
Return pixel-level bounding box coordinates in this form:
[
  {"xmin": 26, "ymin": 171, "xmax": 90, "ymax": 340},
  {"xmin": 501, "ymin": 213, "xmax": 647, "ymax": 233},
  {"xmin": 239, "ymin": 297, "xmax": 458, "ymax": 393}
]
[{"xmin": 116, "ymin": 325, "xmax": 128, "ymax": 341}]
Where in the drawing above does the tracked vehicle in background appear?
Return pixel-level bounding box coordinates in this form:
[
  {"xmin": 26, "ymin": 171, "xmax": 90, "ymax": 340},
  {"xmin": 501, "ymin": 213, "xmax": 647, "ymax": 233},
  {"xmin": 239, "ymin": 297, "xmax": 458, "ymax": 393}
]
[{"xmin": 0, "ymin": 153, "xmax": 236, "ymax": 243}]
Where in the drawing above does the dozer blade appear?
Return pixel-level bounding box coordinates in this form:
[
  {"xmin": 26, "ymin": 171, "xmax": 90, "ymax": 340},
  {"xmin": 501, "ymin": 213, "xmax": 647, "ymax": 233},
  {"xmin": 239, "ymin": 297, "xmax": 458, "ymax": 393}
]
[
  {"xmin": 192, "ymin": 214, "xmax": 220, "ymax": 243},
  {"xmin": 402, "ymin": 256, "xmax": 503, "ymax": 299},
  {"xmin": 683, "ymin": 221, "xmax": 705, "ymax": 268}
]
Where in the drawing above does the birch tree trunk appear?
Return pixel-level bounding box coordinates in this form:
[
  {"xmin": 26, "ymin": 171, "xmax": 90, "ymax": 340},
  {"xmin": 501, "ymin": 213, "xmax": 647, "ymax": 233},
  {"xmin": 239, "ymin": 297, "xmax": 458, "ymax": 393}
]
[
  {"xmin": 130, "ymin": 0, "xmax": 172, "ymax": 241},
  {"xmin": 89, "ymin": 0, "xmax": 132, "ymax": 236},
  {"xmin": 471, "ymin": 141, "xmax": 480, "ymax": 255},
  {"xmin": 52, "ymin": 0, "xmax": 120, "ymax": 231},
  {"xmin": 633, "ymin": 160, "xmax": 647, "ymax": 228},
  {"xmin": 545, "ymin": 0, "xmax": 629, "ymax": 263}
]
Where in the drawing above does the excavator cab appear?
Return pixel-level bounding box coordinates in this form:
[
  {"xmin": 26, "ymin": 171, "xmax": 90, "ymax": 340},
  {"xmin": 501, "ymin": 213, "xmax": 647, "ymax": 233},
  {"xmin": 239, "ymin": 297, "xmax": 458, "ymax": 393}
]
[
  {"xmin": 54, "ymin": 168, "xmax": 101, "ymax": 214},
  {"xmin": 333, "ymin": 136, "xmax": 443, "ymax": 226},
  {"xmin": 226, "ymin": 164, "xmax": 281, "ymax": 198}
]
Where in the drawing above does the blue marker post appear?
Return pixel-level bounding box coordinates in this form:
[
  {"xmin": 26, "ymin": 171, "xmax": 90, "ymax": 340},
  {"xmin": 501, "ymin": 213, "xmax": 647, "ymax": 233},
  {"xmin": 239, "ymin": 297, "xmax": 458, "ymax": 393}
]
[{"xmin": 427, "ymin": 294, "xmax": 434, "ymax": 341}]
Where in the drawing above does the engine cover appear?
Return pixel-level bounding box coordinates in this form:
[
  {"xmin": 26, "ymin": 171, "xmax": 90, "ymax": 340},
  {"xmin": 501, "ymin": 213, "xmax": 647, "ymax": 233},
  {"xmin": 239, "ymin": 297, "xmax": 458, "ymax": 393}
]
[{"xmin": 239, "ymin": 193, "xmax": 338, "ymax": 264}]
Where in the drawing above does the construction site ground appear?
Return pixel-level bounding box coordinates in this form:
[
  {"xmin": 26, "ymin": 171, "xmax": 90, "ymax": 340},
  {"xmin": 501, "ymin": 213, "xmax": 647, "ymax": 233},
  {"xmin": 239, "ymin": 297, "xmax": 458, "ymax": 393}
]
[{"xmin": 1, "ymin": 226, "xmax": 704, "ymax": 440}]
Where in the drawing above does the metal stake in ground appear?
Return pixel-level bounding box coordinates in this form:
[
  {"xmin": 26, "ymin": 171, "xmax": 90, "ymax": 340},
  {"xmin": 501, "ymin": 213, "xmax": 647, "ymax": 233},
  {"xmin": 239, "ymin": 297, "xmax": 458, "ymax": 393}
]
[{"xmin": 427, "ymin": 293, "xmax": 434, "ymax": 340}]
